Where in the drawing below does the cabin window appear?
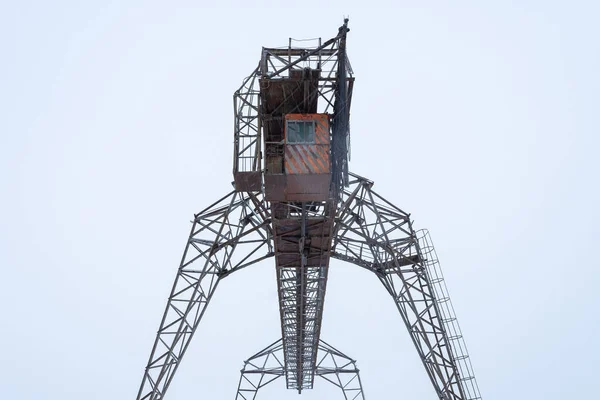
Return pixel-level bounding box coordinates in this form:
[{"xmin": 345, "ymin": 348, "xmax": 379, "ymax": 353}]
[{"xmin": 286, "ymin": 120, "xmax": 315, "ymax": 144}]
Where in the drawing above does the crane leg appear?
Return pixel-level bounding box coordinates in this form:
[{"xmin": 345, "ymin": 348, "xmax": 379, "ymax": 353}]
[
  {"xmin": 332, "ymin": 173, "xmax": 474, "ymax": 400},
  {"xmin": 235, "ymin": 339, "xmax": 286, "ymax": 400},
  {"xmin": 315, "ymin": 340, "xmax": 366, "ymax": 400},
  {"xmin": 136, "ymin": 190, "xmax": 273, "ymax": 400}
]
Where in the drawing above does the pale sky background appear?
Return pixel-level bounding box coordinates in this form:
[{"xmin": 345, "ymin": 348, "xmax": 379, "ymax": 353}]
[{"xmin": 1, "ymin": 1, "xmax": 599, "ymax": 399}]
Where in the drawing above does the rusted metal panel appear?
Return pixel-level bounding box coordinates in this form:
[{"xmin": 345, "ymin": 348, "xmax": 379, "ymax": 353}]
[
  {"xmin": 264, "ymin": 174, "xmax": 286, "ymax": 201},
  {"xmin": 285, "ymin": 113, "xmax": 329, "ymax": 144},
  {"xmin": 261, "ymin": 70, "xmax": 323, "ymax": 203},
  {"xmin": 234, "ymin": 171, "xmax": 262, "ymax": 192},
  {"xmin": 260, "ymin": 74, "xmax": 319, "ymax": 118},
  {"xmin": 286, "ymin": 174, "xmax": 330, "ymax": 201},
  {"xmin": 265, "ymin": 173, "xmax": 330, "ymax": 202},
  {"xmin": 266, "ymin": 154, "xmax": 283, "ymax": 174},
  {"xmin": 285, "ymin": 145, "xmax": 329, "ymax": 174},
  {"xmin": 281, "ymin": 114, "xmax": 331, "ymax": 201},
  {"xmin": 284, "ymin": 114, "xmax": 330, "ymax": 180}
]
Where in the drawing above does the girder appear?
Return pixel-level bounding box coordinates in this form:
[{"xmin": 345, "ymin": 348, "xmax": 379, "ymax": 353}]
[
  {"xmin": 136, "ymin": 191, "xmax": 273, "ymax": 400},
  {"xmin": 272, "ymin": 201, "xmax": 335, "ymax": 390},
  {"xmin": 135, "ymin": 174, "xmax": 482, "ymax": 399},
  {"xmin": 235, "ymin": 339, "xmax": 365, "ymax": 400},
  {"xmin": 332, "ymin": 172, "xmax": 481, "ymax": 400}
]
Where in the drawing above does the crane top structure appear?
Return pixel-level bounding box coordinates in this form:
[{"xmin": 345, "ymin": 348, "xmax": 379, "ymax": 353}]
[
  {"xmin": 136, "ymin": 20, "xmax": 482, "ymax": 400},
  {"xmin": 233, "ymin": 18, "xmax": 352, "ymax": 202}
]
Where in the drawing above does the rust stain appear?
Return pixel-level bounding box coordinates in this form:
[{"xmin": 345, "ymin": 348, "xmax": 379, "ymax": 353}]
[
  {"xmin": 284, "ymin": 113, "xmax": 331, "ymax": 175},
  {"xmin": 286, "ymin": 144, "xmax": 329, "ymax": 174}
]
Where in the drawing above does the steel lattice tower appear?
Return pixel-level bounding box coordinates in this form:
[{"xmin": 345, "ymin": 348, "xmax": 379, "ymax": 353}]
[{"xmin": 135, "ymin": 20, "xmax": 482, "ymax": 400}]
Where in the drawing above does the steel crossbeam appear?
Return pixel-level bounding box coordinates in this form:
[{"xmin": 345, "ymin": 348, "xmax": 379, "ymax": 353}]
[
  {"xmin": 136, "ymin": 174, "xmax": 482, "ymax": 399},
  {"xmin": 271, "ymin": 201, "xmax": 334, "ymax": 390},
  {"xmin": 235, "ymin": 339, "xmax": 365, "ymax": 400},
  {"xmin": 331, "ymin": 172, "xmax": 471, "ymax": 400}
]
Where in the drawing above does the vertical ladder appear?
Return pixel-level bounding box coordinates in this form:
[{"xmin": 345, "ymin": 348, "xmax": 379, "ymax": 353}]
[{"xmin": 417, "ymin": 229, "xmax": 482, "ymax": 400}]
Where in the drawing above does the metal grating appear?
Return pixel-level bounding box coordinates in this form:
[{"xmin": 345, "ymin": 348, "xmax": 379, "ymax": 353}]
[
  {"xmin": 272, "ymin": 201, "xmax": 334, "ymax": 391},
  {"xmin": 278, "ymin": 264, "xmax": 327, "ymax": 389}
]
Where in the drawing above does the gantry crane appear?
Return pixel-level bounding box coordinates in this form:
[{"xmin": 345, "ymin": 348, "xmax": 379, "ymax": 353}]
[{"xmin": 136, "ymin": 20, "xmax": 482, "ymax": 400}]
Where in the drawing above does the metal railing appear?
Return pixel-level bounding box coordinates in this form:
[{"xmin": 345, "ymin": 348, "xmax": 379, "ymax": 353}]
[{"xmin": 417, "ymin": 229, "xmax": 482, "ymax": 400}]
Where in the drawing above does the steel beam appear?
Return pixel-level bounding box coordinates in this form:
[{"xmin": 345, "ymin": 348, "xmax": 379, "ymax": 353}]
[
  {"xmin": 136, "ymin": 191, "xmax": 273, "ymax": 400},
  {"xmin": 235, "ymin": 339, "xmax": 365, "ymax": 400},
  {"xmin": 332, "ymin": 172, "xmax": 481, "ymax": 400}
]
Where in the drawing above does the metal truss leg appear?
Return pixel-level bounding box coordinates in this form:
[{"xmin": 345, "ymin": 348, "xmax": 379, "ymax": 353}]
[
  {"xmin": 332, "ymin": 172, "xmax": 476, "ymax": 400},
  {"xmin": 315, "ymin": 340, "xmax": 366, "ymax": 400},
  {"xmin": 136, "ymin": 191, "xmax": 273, "ymax": 400},
  {"xmin": 235, "ymin": 340, "xmax": 285, "ymax": 400},
  {"xmin": 235, "ymin": 339, "xmax": 365, "ymax": 400}
]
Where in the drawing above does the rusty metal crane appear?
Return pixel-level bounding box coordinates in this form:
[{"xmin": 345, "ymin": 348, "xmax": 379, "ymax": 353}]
[{"xmin": 135, "ymin": 20, "xmax": 482, "ymax": 400}]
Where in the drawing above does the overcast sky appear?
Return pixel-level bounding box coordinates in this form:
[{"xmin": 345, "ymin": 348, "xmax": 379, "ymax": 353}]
[{"xmin": 1, "ymin": 1, "xmax": 599, "ymax": 399}]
